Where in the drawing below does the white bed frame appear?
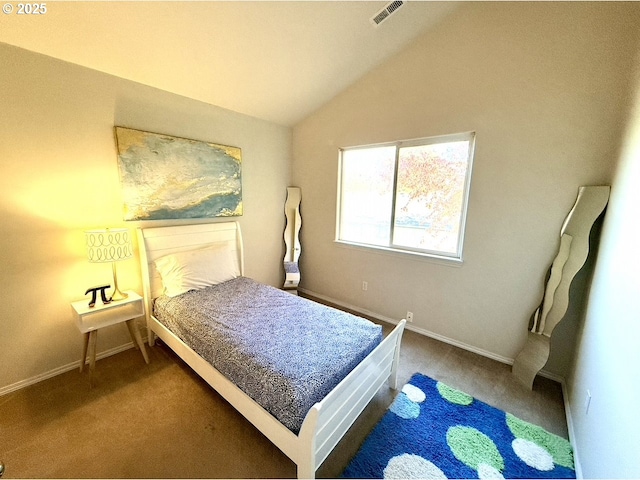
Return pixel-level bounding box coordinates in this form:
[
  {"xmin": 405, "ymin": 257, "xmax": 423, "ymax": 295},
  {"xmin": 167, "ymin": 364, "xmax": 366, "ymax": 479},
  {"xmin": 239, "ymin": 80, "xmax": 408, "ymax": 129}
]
[{"xmin": 137, "ymin": 221, "xmax": 406, "ymax": 479}]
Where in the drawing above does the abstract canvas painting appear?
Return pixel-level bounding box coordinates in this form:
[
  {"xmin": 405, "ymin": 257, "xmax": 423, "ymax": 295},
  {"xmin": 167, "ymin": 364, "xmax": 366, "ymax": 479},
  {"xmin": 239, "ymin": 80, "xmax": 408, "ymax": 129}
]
[{"xmin": 114, "ymin": 127, "xmax": 242, "ymax": 221}]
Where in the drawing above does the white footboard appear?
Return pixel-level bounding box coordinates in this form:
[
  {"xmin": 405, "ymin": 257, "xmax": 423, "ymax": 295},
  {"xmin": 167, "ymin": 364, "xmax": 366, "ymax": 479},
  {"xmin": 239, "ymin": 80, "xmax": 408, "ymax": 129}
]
[{"xmin": 296, "ymin": 319, "xmax": 406, "ymax": 478}]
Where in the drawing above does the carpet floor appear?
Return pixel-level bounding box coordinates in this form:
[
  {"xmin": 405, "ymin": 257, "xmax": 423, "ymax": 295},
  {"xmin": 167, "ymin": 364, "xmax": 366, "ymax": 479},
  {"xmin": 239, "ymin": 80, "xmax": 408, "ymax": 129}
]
[{"xmin": 0, "ymin": 319, "xmax": 568, "ymax": 478}]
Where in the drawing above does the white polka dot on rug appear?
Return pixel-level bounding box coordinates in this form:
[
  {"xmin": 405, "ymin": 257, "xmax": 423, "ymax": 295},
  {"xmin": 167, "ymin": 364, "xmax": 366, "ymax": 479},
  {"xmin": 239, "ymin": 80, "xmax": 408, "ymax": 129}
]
[
  {"xmin": 477, "ymin": 462, "xmax": 505, "ymax": 479},
  {"xmin": 512, "ymin": 438, "xmax": 555, "ymax": 471},
  {"xmin": 389, "ymin": 393, "xmax": 421, "ymax": 419},
  {"xmin": 402, "ymin": 383, "xmax": 426, "ymax": 403},
  {"xmin": 383, "ymin": 453, "xmax": 447, "ymax": 479}
]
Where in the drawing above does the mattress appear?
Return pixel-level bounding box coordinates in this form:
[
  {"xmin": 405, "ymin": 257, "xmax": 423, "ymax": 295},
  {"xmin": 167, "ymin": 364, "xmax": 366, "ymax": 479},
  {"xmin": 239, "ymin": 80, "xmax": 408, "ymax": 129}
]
[{"xmin": 153, "ymin": 276, "xmax": 383, "ymax": 433}]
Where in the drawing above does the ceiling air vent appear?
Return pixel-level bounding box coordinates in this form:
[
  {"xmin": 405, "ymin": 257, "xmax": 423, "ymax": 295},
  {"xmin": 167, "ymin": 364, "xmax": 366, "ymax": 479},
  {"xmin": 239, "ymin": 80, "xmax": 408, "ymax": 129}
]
[{"xmin": 370, "ymin": 1, "xmax": 405, "ymax": 27}]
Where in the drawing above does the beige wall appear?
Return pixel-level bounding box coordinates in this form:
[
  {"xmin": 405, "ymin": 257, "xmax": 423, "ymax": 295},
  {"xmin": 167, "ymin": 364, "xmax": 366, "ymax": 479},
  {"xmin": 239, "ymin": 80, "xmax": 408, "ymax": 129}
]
[
  {"xmin": 567, "ymin": 38, "xmax": 640, "ymax": 478},
  {"xmin": 0, "ymin": 43, "xmax": 291, "ymax": 392},
  {"xmin": 292, "ymin": 2, "xmax": 640, "ymax": 373}
]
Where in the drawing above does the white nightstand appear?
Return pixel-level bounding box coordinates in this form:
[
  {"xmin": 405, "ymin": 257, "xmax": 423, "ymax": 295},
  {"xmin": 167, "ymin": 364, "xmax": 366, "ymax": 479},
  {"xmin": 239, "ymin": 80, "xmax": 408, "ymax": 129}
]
[{"xmin": 71, "ymin": 290, "xmax": 150, "ymax": 386}]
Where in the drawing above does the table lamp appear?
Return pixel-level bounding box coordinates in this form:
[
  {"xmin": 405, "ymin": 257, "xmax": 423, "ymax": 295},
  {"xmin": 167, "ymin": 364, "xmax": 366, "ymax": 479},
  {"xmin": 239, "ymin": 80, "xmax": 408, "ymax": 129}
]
[{"xmin": 85, "ymin": 228, "xmax": 133, "ymax": 301}]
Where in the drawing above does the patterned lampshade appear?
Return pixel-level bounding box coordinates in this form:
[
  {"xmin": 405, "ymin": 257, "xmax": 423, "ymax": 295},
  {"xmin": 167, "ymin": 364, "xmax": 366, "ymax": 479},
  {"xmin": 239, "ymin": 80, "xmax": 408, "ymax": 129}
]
[
  {"xmin": 85, "ymin": 228, "xmax": 132, "ymax": 263},
  {"xmin": 85, "ymin": 228, "xmax": 132, "ymax": 301}
]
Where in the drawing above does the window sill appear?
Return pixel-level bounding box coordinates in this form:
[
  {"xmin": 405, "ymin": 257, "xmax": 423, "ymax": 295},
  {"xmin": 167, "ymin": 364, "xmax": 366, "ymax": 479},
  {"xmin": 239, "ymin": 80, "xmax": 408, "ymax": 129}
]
[{"xmin": 334, "ymin": 240, "xmax": 464, "ymax": 267}]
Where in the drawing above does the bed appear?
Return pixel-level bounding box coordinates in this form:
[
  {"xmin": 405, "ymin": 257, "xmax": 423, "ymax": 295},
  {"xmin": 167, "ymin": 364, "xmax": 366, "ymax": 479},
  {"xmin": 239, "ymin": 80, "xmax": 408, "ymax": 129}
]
[{"xmin": 137, "ymin": 221, "xmax": 406, "ymax": 478}]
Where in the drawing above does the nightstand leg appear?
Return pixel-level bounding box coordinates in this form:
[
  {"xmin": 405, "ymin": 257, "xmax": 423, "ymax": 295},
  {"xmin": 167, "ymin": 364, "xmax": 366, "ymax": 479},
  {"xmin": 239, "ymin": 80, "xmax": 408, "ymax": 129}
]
[
  {"xmin": 80, "ymin": 332, "xmax": 90, "ymax": 372},
  {"xmin": 88, "ymin": 330, "xmax": 98, "ymax": 387},
  {"xmin": 126, "ymin": 319, "xmax": 150, "ymax": 364}
]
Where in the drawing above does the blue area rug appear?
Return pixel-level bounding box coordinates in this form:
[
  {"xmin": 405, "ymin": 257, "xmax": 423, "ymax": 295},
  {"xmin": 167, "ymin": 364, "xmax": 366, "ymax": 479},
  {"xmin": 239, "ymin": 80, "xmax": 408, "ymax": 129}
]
[{"xmin": 343, "ymin": 373, "xmax": 575, "ymax": 479}]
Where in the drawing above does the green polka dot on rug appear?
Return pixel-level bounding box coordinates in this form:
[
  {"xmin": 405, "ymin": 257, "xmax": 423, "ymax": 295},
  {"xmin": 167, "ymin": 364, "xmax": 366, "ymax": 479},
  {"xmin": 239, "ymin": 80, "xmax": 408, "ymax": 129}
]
[
  {"xmin": 437, "ymin": 381, "xmax": 474, "ymax": 405},
  {"xmin": 506, "ymin": 413, "xmax": 574, "ymax": 469},
  {"xmin": 446, "ymin": 425, "xmax": 505, "ymax": 472}
]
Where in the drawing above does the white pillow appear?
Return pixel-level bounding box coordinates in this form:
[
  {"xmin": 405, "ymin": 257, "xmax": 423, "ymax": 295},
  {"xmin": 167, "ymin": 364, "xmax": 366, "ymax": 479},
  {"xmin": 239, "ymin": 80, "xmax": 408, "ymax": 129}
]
[{"xmin": 154, "ymin": 244, "xmax": 240, "ymax": 297}]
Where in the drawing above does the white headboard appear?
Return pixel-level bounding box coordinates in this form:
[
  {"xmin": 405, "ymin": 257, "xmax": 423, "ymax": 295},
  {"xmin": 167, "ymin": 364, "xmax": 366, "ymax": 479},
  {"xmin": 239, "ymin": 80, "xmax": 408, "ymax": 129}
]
[{"xmin": 137, "ymin": 221, "xmax": 244, "ymax": 320}]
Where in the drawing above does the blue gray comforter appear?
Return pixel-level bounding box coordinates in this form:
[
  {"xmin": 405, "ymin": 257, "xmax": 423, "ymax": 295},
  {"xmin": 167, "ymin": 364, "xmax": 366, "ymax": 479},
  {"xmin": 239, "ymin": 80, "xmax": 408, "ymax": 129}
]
[{"xmin": 153, "ymin": 276, "xmax": 383, "ymax": 433}]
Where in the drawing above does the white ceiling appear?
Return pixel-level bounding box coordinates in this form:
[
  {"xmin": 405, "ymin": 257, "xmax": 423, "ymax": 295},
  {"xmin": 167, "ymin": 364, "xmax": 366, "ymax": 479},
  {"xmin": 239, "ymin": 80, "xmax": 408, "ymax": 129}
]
[{"xmin": 0, "ymin": 1, "xmax": 459, "ymax": 126}]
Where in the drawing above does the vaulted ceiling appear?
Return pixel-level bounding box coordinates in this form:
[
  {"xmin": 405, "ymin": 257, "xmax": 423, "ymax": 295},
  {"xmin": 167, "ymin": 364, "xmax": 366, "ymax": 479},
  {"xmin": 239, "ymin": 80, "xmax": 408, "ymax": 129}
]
[{"xmin": 0, "ymin": 1, "xmax": 459, "ymax": 126}]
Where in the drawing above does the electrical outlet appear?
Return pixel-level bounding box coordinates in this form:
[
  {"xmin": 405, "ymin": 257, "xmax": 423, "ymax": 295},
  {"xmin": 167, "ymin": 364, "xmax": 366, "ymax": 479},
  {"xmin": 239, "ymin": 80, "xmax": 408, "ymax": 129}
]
[
  {"xmin": 362, "ymin": 281, "xmax": 368, "ymax": 291},
  {"xmin": 406, "ymin": 311, "xmax": 414, "ymax": 322}
]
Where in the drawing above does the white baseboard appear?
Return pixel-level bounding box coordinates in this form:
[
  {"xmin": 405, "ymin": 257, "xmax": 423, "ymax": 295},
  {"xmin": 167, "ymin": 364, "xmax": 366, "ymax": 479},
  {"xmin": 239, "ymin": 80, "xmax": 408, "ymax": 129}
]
[
  {"xmin": 300, "ymin": 288, "xmax": 517, "ymax": 362},
  {"xmin": 299, "ymin": 288, "xmax": 565, "ymax": 382},
  {"xmin": 0, "ymin": 341, "xmax": 136, "ymax": 397},
  {"xmin": 560, "ymin": 380, "xmax": 582, "ymax": 478}
]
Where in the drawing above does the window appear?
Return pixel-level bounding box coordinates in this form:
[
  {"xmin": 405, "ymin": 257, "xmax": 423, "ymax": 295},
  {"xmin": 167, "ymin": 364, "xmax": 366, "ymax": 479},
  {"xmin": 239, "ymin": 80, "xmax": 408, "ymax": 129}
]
[{"xmin": 337, "ymin": 132, "xmax": 475, "ymax": 260}]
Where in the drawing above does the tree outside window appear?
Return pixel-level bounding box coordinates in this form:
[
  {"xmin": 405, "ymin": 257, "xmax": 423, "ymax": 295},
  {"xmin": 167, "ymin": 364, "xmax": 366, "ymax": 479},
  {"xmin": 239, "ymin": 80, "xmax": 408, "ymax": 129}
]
[{"xmin": 337, "ymin": 132, "xmax": 475, "ymax": 260}]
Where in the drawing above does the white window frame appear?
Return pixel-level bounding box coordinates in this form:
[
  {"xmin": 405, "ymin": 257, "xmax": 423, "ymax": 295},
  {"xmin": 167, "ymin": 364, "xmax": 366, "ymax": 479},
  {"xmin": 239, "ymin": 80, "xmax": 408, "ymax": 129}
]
[{"xmin": 336, "ymin": 132, "xmax": 475, "ymax": 262}]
